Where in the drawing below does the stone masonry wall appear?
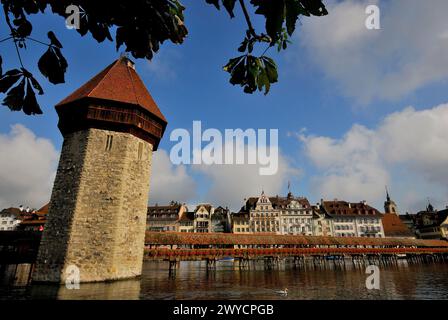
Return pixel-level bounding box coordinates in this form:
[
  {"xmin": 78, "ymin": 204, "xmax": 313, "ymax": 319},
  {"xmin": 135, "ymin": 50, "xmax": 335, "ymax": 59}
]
[{"xmin": 33, "ymin": 128, "xmax": 153, "ymax": 283}]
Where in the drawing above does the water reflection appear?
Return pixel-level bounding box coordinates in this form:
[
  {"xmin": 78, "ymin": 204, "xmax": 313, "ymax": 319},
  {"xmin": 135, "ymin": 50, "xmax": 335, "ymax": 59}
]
[
  {"xmin": 1, "ymin": 260, "xmax": 447, "ymax": 300},
  {"xmin": 30, "ymin": 279, "xmax": 141, "ymax": 300}
]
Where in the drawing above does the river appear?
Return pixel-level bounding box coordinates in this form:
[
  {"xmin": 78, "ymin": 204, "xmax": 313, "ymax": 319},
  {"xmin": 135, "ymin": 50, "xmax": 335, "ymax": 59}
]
[{"xmin": 0, "ymin": 260, "xmax": 447, "ymax": 300}]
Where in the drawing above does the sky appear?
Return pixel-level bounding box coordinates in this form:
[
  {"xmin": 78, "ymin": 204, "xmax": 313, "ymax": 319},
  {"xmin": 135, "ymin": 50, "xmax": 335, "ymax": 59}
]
[{"xmin": 0, "ymin": 0, "xmax": 447, "ymax": 213}]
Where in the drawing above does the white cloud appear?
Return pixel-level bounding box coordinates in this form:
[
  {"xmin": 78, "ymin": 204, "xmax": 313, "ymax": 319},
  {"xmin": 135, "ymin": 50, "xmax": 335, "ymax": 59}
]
[
  {"xmin": 0, "ymin": 125, "xmax": 58, "ymax": 209},
  {"xmin": 149, "ymin": 149, "xmax": 197, "ymax": 205},
  {"xmin": 145, "ymin": 48, "xmax": 182, "ymax": 80},
  {"xmin": 193, "ymin": 144, "xmax": 301, "ymax": 211},
  {"xmin": 298, "ymin": 0, "xmax": 448, "ymax": 103},
  {"xmin": 299, "ymin": 103, "xmax": 448, "ymax": 212}
]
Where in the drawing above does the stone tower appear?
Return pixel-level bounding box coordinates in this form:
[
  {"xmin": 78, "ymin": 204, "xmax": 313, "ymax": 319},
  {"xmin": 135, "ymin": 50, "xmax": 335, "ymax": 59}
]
[
  {"xmin": 384, "ymin": 187, "xmax": 399, "ymax": 215},
  {"xmin": 33, "ymin": 57, "xmax": 167, "ymax": 283}
]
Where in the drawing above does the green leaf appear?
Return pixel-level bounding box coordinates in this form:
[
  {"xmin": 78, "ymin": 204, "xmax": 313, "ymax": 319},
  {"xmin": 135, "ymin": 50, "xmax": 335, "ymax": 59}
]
[
  {"xmin": 205, "ymin": 0, "xmax": 220, "ymax": 10},
  {"xmin": 0, "ymin": 69, "xmax": 22, "ymax": 93},
  {"xmin": 38, "ymin": 47, "xmax": 68, "ymax": 84},
  {"xmin": 223, "ymin": 56, "xmax": 244, "ymax": 72},
  {"xmin": 285, "ymin": 0, "xmax": 300, "ymax": 36},
  {"xmin": 2, "ymin": 78, "xmax": 26, "ymax": 111},
  {"xmin": 257, "ymin": 67, "xmax": 270, "ymax": 94},
  {"xmin": 223, "ymin": 0, "xmax": 237, "ymax": 18},
  {"xmin": 262, "ymin": 57, "xmax": 278, "ymax": 83},
  {"xmin": 23, "ymin": 79, "xmax": 43, "ymax": 115},
  {"xmin": 238, "ymin": 39, "xmax": 248, "ymax": 52},
  {"xmin": 48, "ymin": 31, "xmax": 63, "ymax": 48},
  {"xmin": 251, "ymin": 0, "xmax": 285, "ymax": 43}
]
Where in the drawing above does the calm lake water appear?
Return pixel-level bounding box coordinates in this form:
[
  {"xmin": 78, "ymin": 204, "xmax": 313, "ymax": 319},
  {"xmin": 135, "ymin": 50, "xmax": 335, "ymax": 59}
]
[{"xmin": 1, "ymin": 260, "xmax": 447, "ymax": 300}]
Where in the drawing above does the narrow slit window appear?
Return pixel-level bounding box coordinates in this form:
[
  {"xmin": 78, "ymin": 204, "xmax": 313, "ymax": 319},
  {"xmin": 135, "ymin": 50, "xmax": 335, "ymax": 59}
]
[
  {"xmin": 105, "ymin": 135, "xmax": 114, "ymax": 151},
  {"xmin": 138, "ymin": 142, "xmax": 143, "ymax": 160}
]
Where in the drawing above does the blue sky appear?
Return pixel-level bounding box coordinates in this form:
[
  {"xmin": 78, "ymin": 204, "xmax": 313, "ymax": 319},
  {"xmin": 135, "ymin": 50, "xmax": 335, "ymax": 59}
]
[{"xmin": 1, "ymin": 0, "xmax": 448, "ymax": 212}]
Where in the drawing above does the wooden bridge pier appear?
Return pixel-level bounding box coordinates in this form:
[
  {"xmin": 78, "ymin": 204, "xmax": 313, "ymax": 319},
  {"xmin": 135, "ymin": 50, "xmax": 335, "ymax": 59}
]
[
  {"xmin": 168, "ymin": 259, "xmax": 180, "ymax": 275},
  {"xmin": 206, "ymin": 258, "xmax": 217, "ymax": 269}
]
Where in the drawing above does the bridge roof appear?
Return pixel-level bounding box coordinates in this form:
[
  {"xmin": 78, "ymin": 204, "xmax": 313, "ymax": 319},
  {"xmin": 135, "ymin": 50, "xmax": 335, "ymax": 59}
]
[{"xmin": 145, "ymin": 232, "xmax": 448, "ymax": 247}]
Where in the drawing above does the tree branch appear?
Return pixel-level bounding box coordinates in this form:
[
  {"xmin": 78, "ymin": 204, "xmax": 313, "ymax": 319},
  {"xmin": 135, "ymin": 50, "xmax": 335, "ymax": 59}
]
[{"xmin": 238, "ymin": 0, "xmax": 257, "ymax": 38}]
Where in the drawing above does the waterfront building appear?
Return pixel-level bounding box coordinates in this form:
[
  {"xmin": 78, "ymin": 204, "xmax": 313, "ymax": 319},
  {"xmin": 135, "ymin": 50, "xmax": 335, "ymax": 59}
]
[
  {"xmin": 277, "ymin": 193, "xmax": 313, "ymax": 236},
  {"xmin": 240, "ymin": 191, "xmax": 314, "ymax": 235},
  {"xmin": 18, "ymin": 203, "xmax": 48, "ymax": 232},
  {"xmin": 211, "ymin": 206, "xmax": 231, "ymax": 233},
  {"xmin": 178, "ymin": 211, "xmax": 195, "ymax": 233},
  {"xmin": 194, "ymin": 204, "xmax": 213, "ymax": 233},
  {"xmin": 0, "ymin": 207, "xmax": 22, "ymax": 231},
  {"xmin": 399, "ymin": 213, "xmax": 417, "ymax": 235},
  {"xmin": 244, "ymin": 191, "xmax": 280, "ymax": 234},
  {"xmin": 381, "ymin": 191, "xmax": 415, "ymax": 238},
  {"xmin": 231, "ymin": 211, "xmax": 251, "ymax": 234},
  {"xmin": 415, "ymin": 203, "xmax": 448, "ymax": 240},
  {"xmin": 320, "ymin": 199, "xmax": 385, "ymax": 238},
  {"xmin": 312, "ymin": 204, "xmax": 334, "ymax": 236},
  {"xmin": 147, "ymin": 202, "xmax": 187, "ymax": 232}
]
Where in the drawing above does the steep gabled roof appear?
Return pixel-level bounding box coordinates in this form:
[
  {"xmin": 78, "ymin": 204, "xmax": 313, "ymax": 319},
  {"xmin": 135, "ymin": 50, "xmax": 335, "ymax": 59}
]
[
  {"xmin": 382, "ymin": 213, "xmax": 415, "ymax": 238},
  {"xmin": 56, "ymin": 57, "xmax": 166, "ymax": 123}
]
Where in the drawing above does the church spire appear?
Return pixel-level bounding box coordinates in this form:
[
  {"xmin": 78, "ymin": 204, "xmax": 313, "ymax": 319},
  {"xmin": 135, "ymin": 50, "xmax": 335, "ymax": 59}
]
[{"xmin": 384, "ymin": 186, "xmax": 398, "ymax": 215}]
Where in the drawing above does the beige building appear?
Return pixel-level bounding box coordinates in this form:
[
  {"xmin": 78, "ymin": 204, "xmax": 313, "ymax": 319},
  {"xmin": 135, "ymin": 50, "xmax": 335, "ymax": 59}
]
[
  {"xmin": 194, "ymin": 204, "xmax": 213, "ymax": 233},
  {"xmin": 320, "ymin": 200, "xmax": 385, "ymax": 238},
  {"xmin": 245, "ymin": 191, "xmax": 280, "ymax": 234},
  {"xmin": 278, "ymin": 193, "xmax": 313, "ymax": 236},
  {"xmin": 147, "ymin": 202, "xmax": 187, "ymax": 232},
  {"xmin": 178, "ymin": 211, "xmax": 195, "ymax": 233},
  {"xmin": 312, "ymin": 205, "xmax": 333, "ymax": 236},
  {"xmin": 231, "ymin": 211, "xmax": 251, "ymax": 234}
]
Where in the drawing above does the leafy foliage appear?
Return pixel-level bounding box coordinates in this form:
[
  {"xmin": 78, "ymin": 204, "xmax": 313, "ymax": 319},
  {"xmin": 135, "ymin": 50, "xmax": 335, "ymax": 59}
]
[
  {"xmin": 0, "ymin": 0, "xmax": 188, "ymax": 115},
  {"xmin": 0, "ymin": 0, "xmax": 327, "ymax": 115},
  {"xmin": 0, "ymin": 63, "xmax": 44, "ymax": 115},
  {"xmin": 210, "ymin": 0, "xmax": 328, "ymax": 94}
]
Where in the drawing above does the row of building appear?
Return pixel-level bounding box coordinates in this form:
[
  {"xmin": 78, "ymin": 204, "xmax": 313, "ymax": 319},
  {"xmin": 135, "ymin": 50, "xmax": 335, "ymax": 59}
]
[
  {"xmin": 147, "ymin": 190, "xmax": 448, "ymax": 240},
  {"xmin": 2, "ymin": 190, "xmax": 448, "ymax": 240}
]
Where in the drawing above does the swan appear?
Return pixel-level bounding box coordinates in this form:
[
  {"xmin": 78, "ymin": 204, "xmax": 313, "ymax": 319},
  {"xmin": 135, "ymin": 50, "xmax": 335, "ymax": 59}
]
[{"xmin": 275, "ymin": 288, "xmax": 288, "ymax": 295}]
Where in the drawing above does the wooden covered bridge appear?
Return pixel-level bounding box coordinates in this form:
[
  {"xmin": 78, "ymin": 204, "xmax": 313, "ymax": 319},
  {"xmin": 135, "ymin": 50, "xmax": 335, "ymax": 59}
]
[
  {"xmin": 1, "ymin": 231, "xmax": 448, "ymax": 265},
  {"xmin": 145, "ymin": 232, "xmax": 448, "ymax": 268}
]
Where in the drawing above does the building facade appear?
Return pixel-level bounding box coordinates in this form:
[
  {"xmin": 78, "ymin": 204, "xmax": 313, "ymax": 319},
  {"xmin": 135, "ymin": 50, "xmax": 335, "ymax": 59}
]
[
  {"xmin": 147, "ymin": 202, "xmax": 187, "ymax": 232},
  {"xmin": 312, "ymin": 205, "xmax": 333, "ymax": 236},
  {"xmin": 245, "ymin": 191, "xmax": 280, "ymax": 234},
  {"xmin": 178, "ymin": 211, "xmax": 195, "ymax": 233},
  {"xmin": 0, "ymin": 208, "xmax": 22, "ymax": 231},
  {"xmin": 194, "ymin": 204, "xmax": 213, "ymax": 233},
  {"xmin": 320, "ymin": 200, "xmax": 385, "ymax": 238},
  {"xmin": 278, "ymin": 193, "xmax": 313, "ymax": 236},
  {"xmin": 231, "ymin": 211, "xmax": 251, "ymax": 234},
  {"xmin": 211, "ymin": 206, "xmax": 231, "ymax": 233},
  {"xmin": 415, "ymin": 203, "xmax": 448, "ymax": 240}
]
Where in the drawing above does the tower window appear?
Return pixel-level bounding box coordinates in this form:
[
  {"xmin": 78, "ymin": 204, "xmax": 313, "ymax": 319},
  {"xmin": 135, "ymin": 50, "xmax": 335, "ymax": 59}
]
[
  {"xmin": 138, "ymin": 142, "xmax": 143, "ymax": 160},
  {"xmin": 105, "ymin": 135, "xmax": 114, "ymax": 151}
]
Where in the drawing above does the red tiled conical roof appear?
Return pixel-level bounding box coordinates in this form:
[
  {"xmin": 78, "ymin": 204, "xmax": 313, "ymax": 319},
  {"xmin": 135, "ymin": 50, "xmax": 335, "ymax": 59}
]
[{"xmin": 56, "ymin": 57, "xmax": 166, "ymax": 122}]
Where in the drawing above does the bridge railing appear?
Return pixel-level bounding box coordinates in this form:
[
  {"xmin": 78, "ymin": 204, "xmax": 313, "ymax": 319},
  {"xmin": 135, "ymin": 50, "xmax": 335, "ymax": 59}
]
[{"xmin": 145, "ymin": 247, "xmax": 448, "ymax": 261}]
